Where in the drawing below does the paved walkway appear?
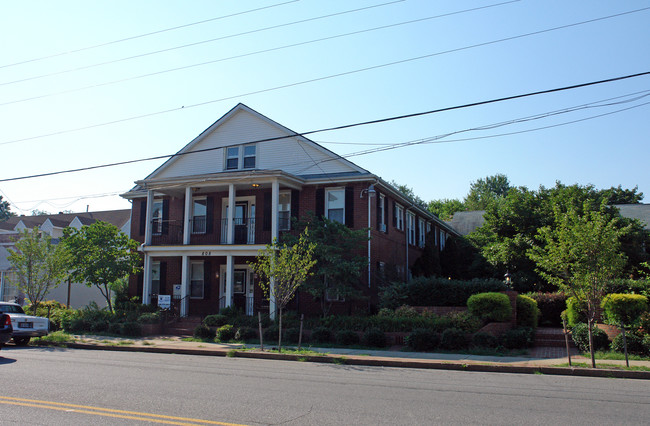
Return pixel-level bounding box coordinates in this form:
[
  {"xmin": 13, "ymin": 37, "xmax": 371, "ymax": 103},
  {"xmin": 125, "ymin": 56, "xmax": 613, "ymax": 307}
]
[{"xmin": 23, "ymin": 334, "xmax": 649, "ymax": 378}]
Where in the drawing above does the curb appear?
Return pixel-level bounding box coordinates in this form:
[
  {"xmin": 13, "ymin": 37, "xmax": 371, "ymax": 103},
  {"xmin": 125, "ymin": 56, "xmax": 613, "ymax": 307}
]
[{"xmin": 33, "ymin": 341, "xmax": 650, "ymax": 380}]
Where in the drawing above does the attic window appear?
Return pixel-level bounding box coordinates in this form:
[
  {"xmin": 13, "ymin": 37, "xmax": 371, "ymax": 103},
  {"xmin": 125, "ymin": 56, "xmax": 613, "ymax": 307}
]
[
  {"xmin": 243, "ymin": 145, "xmax": 256, "ymax": 169},
  {"xmin": 226, "ymin": 147, "xmax": 239, "ymax": 170},
  {"xmin": 225, "ymin": 144, "xmax": 256, "ymax": 170}
]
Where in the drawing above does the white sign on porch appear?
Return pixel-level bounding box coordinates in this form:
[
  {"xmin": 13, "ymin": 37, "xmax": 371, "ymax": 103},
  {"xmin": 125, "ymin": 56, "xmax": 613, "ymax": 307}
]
[
  {"xmin": 173, "ymin": 284, "xmax": 182, "ymax": 297},
  {"xmin": 158, "ymin": 295, "xmax": 171, "ymax": 309}
]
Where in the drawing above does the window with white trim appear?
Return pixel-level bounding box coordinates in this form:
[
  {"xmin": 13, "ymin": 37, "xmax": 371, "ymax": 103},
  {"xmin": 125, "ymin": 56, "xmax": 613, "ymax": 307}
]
[
  {"xmin": 395, "ymin": 203, "xmax": 404, "ymax": 231},
  {"xmin": 326, "ymin": 188, "xmax": 345, "ymax": 224},
  {"xmin": 151, "ymin": 261, "xmax": 161, "ymax": 295},
  {"xmin": 226, "ymin": 147, "xmax": 239, "ymax": 170},
  {"xmin": 440, "ymin": 230, "xmax": 447, "ymax": 251},
  {"xmin": 190, "ymin": 261, "xmax": 204, "ymax": 299},
  {"xmin": 407, "ymin": 212, "xmax": 416, "ymax": 245},
  {"xmin": 324, "ymin": 276, "xmax": 344, "ymax": 302},
  {"xmin": 278, "ymin": 191, "xmax": 291, "ymax": 231},
  {"xmin": 152, "ymin": 199, "xmax": 163, "ymax": 235},
  {"xmin": 192, "ymin": 197, "xmax": 207, "ymax": 234},
  {"xmin": 378, "ymin": 194, "xmax": 386, "ymax": 232},
  {"xmin": 418, "ymin": 218, "xmax": 426, "ymax": 248},
  {"xmin": 243, "ymin": 145, "xmax": 256, "ymax": 169}
]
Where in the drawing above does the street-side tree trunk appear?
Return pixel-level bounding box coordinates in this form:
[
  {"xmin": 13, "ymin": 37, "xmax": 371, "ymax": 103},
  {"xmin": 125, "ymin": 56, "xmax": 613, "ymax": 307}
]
[{"xmin": 278, "ymin": 307, "xmax": 283, "ymax": 353}]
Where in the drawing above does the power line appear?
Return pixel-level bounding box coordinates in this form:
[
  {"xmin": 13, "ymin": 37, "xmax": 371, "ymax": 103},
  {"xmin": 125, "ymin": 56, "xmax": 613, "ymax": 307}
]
[
  {"xmin": 0, "ymin": 0, "xmax": 519, "ymax": 107},
  {"xmin": 0, "ymin": 1, "xmax": 299, "ymax": 70},
  {"xmin": 1, "ymin": 71, "xmax": 648, "ymax": 183},
  {"xmin": 3, "ymin": 7, "xmax": 647, "ymax": 147},
  {"xmin": 0, "ymin": 0, "xmax": 404, "ymax": 87}
]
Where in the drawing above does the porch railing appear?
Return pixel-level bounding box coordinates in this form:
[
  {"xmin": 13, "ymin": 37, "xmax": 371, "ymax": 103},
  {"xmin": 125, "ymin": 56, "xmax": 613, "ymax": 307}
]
[
  {"xmin": 220, "ymin": 218, "xmax": 256, "ymax": 244},
  {"xmin": 151, "ymin": 220, "xmax": 183, "ymax": 245}
]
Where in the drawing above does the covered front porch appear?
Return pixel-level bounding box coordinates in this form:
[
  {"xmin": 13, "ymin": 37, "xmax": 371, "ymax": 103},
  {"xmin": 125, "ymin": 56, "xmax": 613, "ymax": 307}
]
[{"xmin": 140, "ymin": 247, "xmax": 275, "ymax": 318}]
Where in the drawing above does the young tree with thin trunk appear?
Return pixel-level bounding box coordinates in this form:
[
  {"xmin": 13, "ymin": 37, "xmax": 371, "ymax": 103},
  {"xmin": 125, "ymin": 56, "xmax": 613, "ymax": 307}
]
[
  {"xmin": 250, "ymin": 229, "xmax": 316, "ymax": 353},
  {"xmin": 8, "ymin": 228, "xmax": 69, "ymax": 313},
  {"xmin": 528, "ymin": 202, "xmax": 629, "ymax": 368}
]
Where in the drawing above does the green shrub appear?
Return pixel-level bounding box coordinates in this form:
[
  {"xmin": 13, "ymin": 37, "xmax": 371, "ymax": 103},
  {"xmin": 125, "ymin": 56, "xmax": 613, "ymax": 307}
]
[
  {"xmin": 283, "ymin": 327, "xmax": 301, "ymax": 343},
  {"xmin": 516, "ymin": 295, "xmax": 539, "ymax": 328},
  {"xmin": 263, "ymin": 325, "xmax": 280, "ymax": 342},
  {"xmin": 394, "ymin": 305, "xmax": 419, "ymax": 318},
  {"xmin": 405, "ymin": 329, "xmax": 439, "ymax": 351},
  {"xmin": 90, "ymin": 320, "xmax": 109, "ymax": 333},
  {"xmin": 336, "ymin": 330, "xmax": 360, "ymax": 345},
  {"xmin": 571, "ymin": 323, "xmax": 609, "ymax": 352},
  {"xmin": 137, "ymin": 312, "xmax": 161, "ymax": 324},
  {"xmin": 500, "ymin": 327, "xmax": 534, "ymax": 349},
  {"xmin": 193, "ymin": 324, "xmax": 215, "ymax": 340},
  {"xmin": 566, "ymin": 297, "xmax": 587, "ymax": 327},
  {"xmin": 108, "ymin": 323, "xmax": 122, "ymax": 335},
  {"xmin": 120, "ymin": 322, "xmax": 142, "ymax": 337},
  {"xmin": 362, "ymin": 327, "xmax": 386, "ymax": 348},
  {"xmin": 611, "ymin": 331, "xmax": 647, "ymax": 355},
  {"xmin": 472, "ymin": 332, "xmax": 498, "ymax": 348},
  {"xmin": 467, "ymin": 292, "xmax": 512, "ymax": 322},
  {"xmin": 22, "ymin": 300, "xmax": 70, "ymax": 331},
  {"xmin": 68, "ymin": 318, "xmax": 91, "ymax": 333},
  {"xmin": 525, "ymin": 292, "xmax": 567, "ymax": 327},
  {"xmin": 235, "ymin": 327, "xmax": 257, "ymax": 342},
  {"xmin": 203, "ymin": 314, "xmax": 228, "ymax": 327},
  {"xmin": 601, "ymin": 294, "xmax": 648, "ymax": 326},
  {"xmin": 440, "ymin": 328, "xmax": 468, "ymax": 350},
  {"xmin": 641, "ymin": 312, "xmax": 650, "ymax": 334},
  {"xmin": 377, "ymin": 308, "xmax": 394, "ymax": 317},
  {"xmin": 216, "ymin": 325, "xmax": 236, "ymax": 342},
  {"xmin": 219, "ymin": 306, "xmax": 240, "ymax": 319},
  {"xmin": 606, "ymin": 278, "xmax": 650, "ymax": 298},
  {"xmin": 310, "ymin": 327, "xmax": 331, "ymax": 343},
  {"xmin": 643, "ymin": 334, "xmax": 650, "ymax": 354},
  {"xmin": 379, "ymin": 277, "xmax": 507, "ymax": 309}
]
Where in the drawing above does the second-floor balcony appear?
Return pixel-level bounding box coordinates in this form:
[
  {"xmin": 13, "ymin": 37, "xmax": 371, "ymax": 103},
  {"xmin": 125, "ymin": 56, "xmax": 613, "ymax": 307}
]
[{"xmin": 151, "ymin": 218, "xmax": 262, "ymax": 246}]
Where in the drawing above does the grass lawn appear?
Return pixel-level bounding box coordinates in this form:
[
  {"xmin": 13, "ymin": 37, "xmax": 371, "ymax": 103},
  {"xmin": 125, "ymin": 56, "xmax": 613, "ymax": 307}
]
[{"xmin": 554, "ymin": 362, "xmax": 650, "ymax": 372}]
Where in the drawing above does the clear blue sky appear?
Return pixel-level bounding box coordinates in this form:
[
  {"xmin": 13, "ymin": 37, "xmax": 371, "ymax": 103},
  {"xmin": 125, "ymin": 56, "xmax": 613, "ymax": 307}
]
[{"xmin": 1, "ymin": 0, "xmax": 649, "ymax": 215}]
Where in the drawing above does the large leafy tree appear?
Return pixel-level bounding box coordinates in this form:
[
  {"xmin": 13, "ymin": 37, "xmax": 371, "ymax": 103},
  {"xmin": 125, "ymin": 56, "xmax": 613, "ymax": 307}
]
[
  {"xmin": 283, "ymin": 214, "xmax": 368, "ymax": 316},
  {"xmin": 528, "ymin": 202, "xmax": 630, "ymax": 367},
  {"xmin": 62, "ymin": 221, "xmax": 141, "ymax": 312},
  {"xmin": 464, "ymin": 173, "xmax": 511, "ymax": 211},
  {"xmin": 0, "ymin": 195, "xmax": 14, "ymax": 222},
  {"xmin": 8, "ymin": 228, "xmax": 69, "ymax": 313},
  {"xmin": 427, "ymin": 198, "xmax": 466, "ymax": 221},
  {"xmin": 251, "ymin": 229, "xmax": 316, "ymax": 352}
]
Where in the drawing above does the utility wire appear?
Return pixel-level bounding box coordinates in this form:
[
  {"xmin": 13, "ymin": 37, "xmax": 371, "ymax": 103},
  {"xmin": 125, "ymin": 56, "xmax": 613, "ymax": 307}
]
[
  {"xmin": 2, "ymin": 7, "xmax": 647, "ymax": 147},
  {"xmin": 0, "ymin": 0, "xmax": 518, "ymax": 107},
  {"xmin": 0, "ymin": 1, "xmax": 404, "ymax": 86},
  {"xmin": 1, "ymin": 71, "xmax": 648, "ymax": 183},
  {"xmin": 0, "ymin": 1, "xmax": 300, "ymax": 70}
]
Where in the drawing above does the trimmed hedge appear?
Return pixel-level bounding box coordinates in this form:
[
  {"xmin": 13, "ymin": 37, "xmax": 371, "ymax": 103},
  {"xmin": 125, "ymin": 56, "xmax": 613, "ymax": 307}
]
[
  {"xmin": 405, "ymin": 329, "xmax": 440, "ymax": 351},
  {"xmin": 526, "ymin": 292, "xmax": 567, "ymax": 327},
  {"xmin": 467, "ymin": 292, "xmax": 512, "ymax": 322},
  {"xmin": 336, "ymin": 330, "xmax": 360, "ymax": 345},
  {"xmin": 571, "ymin": 323, "xmax": 609, "ymax": 352},
  {"xmin": 566, "ymin": 297, "xmax": 588, "ymax": 327},
  {"xmin": 194, "ymin": 324, "xmax": 215, "ymax": 339},
  {"xmin": 362, "ymin": 328, "xmax": 387, "ymax": 348},
  {"xmin": 500, "ymin": 327, "xmax": 534, "ymax": 349},
  {"xmin": 601, "ymin": 294, "xmax": 648, "ymax": 326},
  {"xmin": 516, "ymin": 295, "xmax": 539, "ymax": 328},
  {"xmin": 316, "ymin": 312, "xmax": 481, "ymax": 334},
  {"xmin": 203, "ymin": 314, "xmax": 228, "ymax": 327},
  {"xmin": 472, "ymin": 332, "xmax": 498, "ymax": 348},
  {"xmin": 611, "ymin": 331, "xmax": 647, "ymax": 355},
  {"xmin": 216, "ymin": 324, "xmax": 236, "ymax": 342},
  {"xmin": 235, "ymin": 327, "xmax": 257, "ymax": 341},
  {"xmin": 310, "ymin": 327, "xmax": 331, "ymax": 344},
  {"xmin": 379, "ymin": 277, "xmax": 506, "ymax": 309},
  {"xmin": 440, "ymin": 328, "xmax": 468, "ymax": 350},
  {"xmin": 283, "ymin": 327, "xmax": 301, "ymax": 343}
]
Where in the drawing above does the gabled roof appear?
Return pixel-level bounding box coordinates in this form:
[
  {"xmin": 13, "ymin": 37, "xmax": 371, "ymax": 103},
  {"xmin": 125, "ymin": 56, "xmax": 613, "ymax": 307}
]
[
  {"xmin": 132, "ymin": 103, "xmax": 369, "ymax": 187},
  {"xmin": 0, "ymin": 210, "xmax": 131, "ymax": 232}
]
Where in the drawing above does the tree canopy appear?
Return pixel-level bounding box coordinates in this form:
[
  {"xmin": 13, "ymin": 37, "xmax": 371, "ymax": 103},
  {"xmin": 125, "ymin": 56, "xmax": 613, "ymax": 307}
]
[
  {"xmin": 0, "ymin": 195, "xmax": 14, "ymax": 222},
  {"xmin": 62, "ymin": 221, "xmax": 141, "ymax": 312},
  {"xmin": 7, "ymin": 228, "xmax": 69, "ymax": 313}
]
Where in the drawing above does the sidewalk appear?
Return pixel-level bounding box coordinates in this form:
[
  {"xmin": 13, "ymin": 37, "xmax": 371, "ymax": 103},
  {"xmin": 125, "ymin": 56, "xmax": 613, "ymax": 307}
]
[{"xmin": 27, "ymin": 334, "xmax": 650, "ymax": 380}]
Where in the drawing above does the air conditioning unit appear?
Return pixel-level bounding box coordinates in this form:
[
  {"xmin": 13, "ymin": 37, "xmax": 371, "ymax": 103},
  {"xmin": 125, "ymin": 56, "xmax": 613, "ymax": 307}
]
[{"xmin": 379, "ymin": 223, "xmax": 387, "ymax": 232}]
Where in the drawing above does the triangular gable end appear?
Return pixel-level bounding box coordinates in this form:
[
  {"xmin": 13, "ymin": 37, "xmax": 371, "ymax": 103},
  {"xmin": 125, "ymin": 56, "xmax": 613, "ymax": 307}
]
[{"xmin": 146, "ymin": 103, "xmax": 368, "ymax": 181}]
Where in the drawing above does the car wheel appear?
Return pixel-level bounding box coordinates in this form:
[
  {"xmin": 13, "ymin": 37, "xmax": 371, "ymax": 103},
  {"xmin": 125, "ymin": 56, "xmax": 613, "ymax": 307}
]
[{"xmin": 13, "ymin": 337, "xmax": 31, "ymax": 346}]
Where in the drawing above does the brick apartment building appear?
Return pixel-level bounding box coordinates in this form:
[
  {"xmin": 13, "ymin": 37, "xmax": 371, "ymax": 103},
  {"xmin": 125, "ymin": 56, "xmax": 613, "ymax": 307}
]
[{"xmin": 122, "ymin": 104, "xmax": 458, "ymax": 317}]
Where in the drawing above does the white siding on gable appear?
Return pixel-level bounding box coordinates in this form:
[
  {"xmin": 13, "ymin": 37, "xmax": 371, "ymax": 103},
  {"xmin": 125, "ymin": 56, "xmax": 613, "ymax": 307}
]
[{"xmin": 151, "ymin": 108, "xmax": 360, "ymax": 180}]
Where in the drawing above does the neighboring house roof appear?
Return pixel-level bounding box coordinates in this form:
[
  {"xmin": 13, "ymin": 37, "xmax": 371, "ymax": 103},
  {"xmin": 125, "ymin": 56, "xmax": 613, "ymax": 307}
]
[
  {"xmin": 0, "ymin": 210, "xmax": 131, "ymax": 233},
  {"xmin": 447, "ymin": 203, "xmax": 650, "ymax": 236}
]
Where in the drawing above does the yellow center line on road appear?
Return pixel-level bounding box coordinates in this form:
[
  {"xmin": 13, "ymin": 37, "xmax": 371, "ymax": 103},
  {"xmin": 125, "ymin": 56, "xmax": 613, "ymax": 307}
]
[{"xmin": 0, "ymin": 396, "xmax": 249, "ymax": 426}]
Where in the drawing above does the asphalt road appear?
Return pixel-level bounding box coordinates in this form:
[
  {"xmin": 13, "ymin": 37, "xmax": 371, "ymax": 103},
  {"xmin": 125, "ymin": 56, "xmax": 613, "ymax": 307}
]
[{"xmin": 1, "ymin": 346, "xmax": 649, "ymax": 425}]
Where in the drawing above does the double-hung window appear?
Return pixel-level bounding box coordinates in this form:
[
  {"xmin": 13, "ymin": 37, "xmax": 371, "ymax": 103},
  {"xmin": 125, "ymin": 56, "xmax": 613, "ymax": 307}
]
[
  {"xmin": 152, "ymin": 199, "xmax": 163, "ymax": 235},
  {"xmin": 226, "ymin": 147, "xmax": 239, "ymax": 170},
  {"xmin": 192, "ymin": 197, "xmax": 207, "ymax": 234},
  {"xmin": 326, "ymin": 188, "xmax": 345, "ymax": 224},
  {"xmin": 395, "ymin": 203, "xmax": 404, "ymax": 230},
  {"xmin": 407, "ymin": 212, "xmax": 416, "ymax": 245},
  {"xmin": 151, "ymin": 261, "xmax": 161, "ymax": 296},
  {"xmin": 418, "ymin": 218, "xmax": 426, "ymax": 248},
  {"xmin": 440, "ymin": 230, "xmax": 447, "ymax": 250},
  {"xmin": 190, "ymin": 261, "xmax": 204, "ymax": 299},
  {"xmin": 278, "ymin": 191, "xmax": 291, "ymax": 231},
  {"xmin": 225, "ymin": 144, "xmax": 256, "ymax": 170}
]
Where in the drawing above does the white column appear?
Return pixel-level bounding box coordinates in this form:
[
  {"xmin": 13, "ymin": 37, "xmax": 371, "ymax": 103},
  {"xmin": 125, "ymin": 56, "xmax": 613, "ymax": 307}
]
[
  {"xmin": 144, "ymin": 190, "xmax": 154, "ymax": 245},
  {"xmin": 183, "ymin": 186, "xmax": 192, "ymax": 245},
  {"xmin": 180, "ymin": 255, "xmax": 190, "ymax": 317},
  {"xmin": 225, "ymin": 254, "xmax": 234, "ymax": 307},
  {"xmin": 227, "ymin": 184, "xmax": 235, "ymax": 244},
  {"xmin": 269, "ymin": 179, "xmax": 279, "ymax": 318},
  {"xmin": 142, "ymin": 254, "xmax": 151, "ymax": 305}
]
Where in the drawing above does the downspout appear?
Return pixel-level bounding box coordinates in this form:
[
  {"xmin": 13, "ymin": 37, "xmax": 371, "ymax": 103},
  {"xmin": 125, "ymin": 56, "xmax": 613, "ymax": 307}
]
[
  {"xmin": 361, "ymin": 183, "xmax": 376, "ymax": 288},
  {"xmin": 405, "ymin": 202, "xmax": 416, "ymax": 282}
]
